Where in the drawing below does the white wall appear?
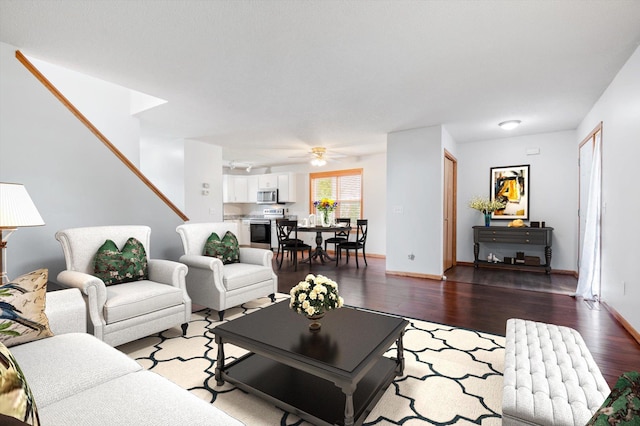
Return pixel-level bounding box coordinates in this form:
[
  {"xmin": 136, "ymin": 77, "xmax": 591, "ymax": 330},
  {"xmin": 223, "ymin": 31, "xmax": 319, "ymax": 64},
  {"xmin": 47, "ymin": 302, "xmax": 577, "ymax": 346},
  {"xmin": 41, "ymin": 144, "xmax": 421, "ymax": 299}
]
[
  {"xmin": 0, "ymin": 41, "xmax": 186, "ymax": 280},
  {"xmin": 269, "ymin": 152, "xmax": 387, "ymax": 256},
  {"xmin": 184, "ymin": 140, "xmax": 223, "ymax": 223},
  {"xmin": 386, "ymin": 125, "xmax": 444, "ymax": 275},
  {"xmin": 457, "ymin": 131, "xmax": 577, "ymax": 271},
  {"xmin": 27, "ymin": 56, "xmax": 142, "ymax": 166},
  {"xmin": 140, "ymin": 136, "xmax": 185, "ymax": 211},
  {"xmin": 577, "ymin": 44, "xmax": 640, "ymax": 333}
]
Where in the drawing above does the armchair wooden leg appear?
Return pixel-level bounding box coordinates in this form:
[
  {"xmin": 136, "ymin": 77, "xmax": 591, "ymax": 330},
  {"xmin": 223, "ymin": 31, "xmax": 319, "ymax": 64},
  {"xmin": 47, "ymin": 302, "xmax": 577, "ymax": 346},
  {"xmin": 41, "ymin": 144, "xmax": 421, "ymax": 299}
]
[
  {"xmin": 181, "ymin": 323, "xmax": 188, "ymax": 335},
  {"xmin": 218, "ymin": 310, "xmax": 225, "ymax": 321}
]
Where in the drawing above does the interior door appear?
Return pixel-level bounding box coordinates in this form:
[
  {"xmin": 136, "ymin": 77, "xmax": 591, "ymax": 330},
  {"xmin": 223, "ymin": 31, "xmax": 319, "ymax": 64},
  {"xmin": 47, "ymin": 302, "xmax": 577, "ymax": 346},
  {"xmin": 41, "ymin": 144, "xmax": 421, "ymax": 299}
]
[{"xmin": 443, "ymin": 151, "xmax": 457, "ymax": 272}]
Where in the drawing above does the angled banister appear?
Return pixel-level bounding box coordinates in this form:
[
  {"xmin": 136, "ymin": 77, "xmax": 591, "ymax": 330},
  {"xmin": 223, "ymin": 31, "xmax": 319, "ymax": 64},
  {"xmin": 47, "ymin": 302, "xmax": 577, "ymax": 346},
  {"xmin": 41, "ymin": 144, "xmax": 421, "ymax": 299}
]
[{"xmin": 14, "ymin": 50, "xmax": 188, "ymax": 222}]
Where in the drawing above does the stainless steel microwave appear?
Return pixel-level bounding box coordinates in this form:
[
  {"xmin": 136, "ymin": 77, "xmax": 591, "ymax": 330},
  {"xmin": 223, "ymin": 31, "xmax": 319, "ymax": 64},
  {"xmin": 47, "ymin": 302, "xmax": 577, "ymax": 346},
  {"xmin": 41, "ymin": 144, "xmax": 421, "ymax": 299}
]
[{"xmin": 257, "ymin": 189, "xmax": 278, "ymax": 204}]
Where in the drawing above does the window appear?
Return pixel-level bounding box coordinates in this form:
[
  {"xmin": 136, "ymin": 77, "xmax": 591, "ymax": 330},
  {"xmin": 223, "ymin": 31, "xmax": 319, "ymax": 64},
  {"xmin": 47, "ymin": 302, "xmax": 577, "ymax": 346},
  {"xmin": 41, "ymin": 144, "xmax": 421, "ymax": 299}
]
[{"xmin": 309, "ymin": 169, "xmax": 363, "ymax": 222}]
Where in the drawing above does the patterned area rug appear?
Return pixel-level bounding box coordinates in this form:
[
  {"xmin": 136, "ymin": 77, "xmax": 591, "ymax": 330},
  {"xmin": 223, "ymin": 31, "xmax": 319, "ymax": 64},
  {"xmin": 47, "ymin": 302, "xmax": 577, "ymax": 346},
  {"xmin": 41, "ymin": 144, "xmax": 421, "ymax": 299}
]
[{"xmin": 119, "ymin": 295, "xmax": 505, "ymax": 425}]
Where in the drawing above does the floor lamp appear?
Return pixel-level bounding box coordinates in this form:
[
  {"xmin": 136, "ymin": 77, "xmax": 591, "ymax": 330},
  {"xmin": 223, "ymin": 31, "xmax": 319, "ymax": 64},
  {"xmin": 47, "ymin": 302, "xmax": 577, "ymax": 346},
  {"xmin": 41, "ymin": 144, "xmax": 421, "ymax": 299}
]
[{"xmin": 0, "ymin": 183, "xmax": 45, "ymax": 284}]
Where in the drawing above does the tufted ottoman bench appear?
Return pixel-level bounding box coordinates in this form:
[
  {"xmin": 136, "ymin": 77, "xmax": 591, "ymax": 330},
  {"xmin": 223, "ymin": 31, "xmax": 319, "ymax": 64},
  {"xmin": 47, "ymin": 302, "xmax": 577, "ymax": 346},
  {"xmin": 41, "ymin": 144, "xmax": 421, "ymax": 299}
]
[{"xmin": 502, "ymin": 318, "xmax": 611, "ymax": 425}]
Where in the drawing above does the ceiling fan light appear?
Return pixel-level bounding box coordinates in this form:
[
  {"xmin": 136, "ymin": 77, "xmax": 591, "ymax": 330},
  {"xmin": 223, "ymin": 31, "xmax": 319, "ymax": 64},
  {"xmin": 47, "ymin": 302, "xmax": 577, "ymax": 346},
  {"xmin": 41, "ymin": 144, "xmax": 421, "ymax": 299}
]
[
  {"xmin": 499, "ymin": 120, "xmax": 521, "ymax": 130},
  {"xmin": 311, "ymin": 158, "xmax": 326, "ymax": 167}
]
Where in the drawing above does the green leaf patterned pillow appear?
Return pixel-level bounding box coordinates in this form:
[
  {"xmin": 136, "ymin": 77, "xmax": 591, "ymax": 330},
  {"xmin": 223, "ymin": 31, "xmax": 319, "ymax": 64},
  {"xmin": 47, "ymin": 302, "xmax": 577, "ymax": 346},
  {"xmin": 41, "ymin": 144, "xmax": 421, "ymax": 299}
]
[
  {"xmin": 0, "ymin": 342, "xmax": 40, "ymax": 425},
  {"xmin": 203, "ymin": 231, "xmax": 240, "ymax": 265},
  {"xmin": 93, "ymin": 237, "xmax": 149, "ymax": 285},
  {"xmin": 586, "ymin": 371, "xmax": 640, "ymax": 425}
]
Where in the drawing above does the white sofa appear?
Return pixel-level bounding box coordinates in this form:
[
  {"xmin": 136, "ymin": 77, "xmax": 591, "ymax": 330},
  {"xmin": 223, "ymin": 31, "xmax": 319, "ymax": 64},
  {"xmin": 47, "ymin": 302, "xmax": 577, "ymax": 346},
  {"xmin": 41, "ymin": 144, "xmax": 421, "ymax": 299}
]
[{"xmin": 10, "ymin": 288, "xmax": 242, "ymax": 425}]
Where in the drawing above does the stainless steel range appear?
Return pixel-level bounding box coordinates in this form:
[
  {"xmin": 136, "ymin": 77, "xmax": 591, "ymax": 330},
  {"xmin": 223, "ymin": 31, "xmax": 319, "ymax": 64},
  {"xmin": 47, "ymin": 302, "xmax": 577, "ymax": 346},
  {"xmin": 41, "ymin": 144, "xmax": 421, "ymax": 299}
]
[{"xmin": 249, "ymin": 208, "xmax": 285, "ymax": 249}]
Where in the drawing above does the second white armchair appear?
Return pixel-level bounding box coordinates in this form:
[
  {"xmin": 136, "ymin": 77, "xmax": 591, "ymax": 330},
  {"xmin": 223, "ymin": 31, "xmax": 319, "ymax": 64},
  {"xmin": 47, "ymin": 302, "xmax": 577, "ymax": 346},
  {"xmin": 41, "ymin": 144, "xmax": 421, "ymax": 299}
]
[{"xmin": 176, "ymin": 222, "xmax": 277, "ymax": 320}]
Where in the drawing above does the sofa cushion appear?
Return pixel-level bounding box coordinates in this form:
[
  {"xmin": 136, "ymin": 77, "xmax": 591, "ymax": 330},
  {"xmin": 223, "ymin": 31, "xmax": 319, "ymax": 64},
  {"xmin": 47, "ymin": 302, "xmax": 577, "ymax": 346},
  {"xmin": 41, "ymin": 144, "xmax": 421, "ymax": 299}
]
[
  {"xmin": 103, "ymin": 281, "xmax": 184, "ymax": 323},
  {"xmin": 93, "ymin": 237, "xmax": 149, "ymax": 285},
  {"xmin": 223, "ymin": 263, "xmax": 274, "ymax": 291},
  {"xmin": 10, "ymin": 333, "xmax": 141, "ymax": 409},
  {"xmin": 0, "ymin": 269, "xmax": 53, "ymax": 347},
  {"xmin": 38, "ymin": 370, "xmax": 242, "ymax": 425},
  {"xmin": 203, "ymin": 231, "xmax": 240, "ymax": 265},
  {"xmin": 0, "ymin": 342, "xmax": 39, "ymax": 425},
  {"xmin": 586, "ymin": 371, "xmax": 640, "ymax": 425}
]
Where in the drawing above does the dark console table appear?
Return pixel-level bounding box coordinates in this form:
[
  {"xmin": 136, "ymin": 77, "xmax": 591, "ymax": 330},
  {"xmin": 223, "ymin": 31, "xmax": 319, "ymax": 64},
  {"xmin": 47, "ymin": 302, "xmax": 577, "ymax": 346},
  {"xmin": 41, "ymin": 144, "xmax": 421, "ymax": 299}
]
[{"xmin": 473, "ymin": 226, "xmax": 554, "ymax": 274}]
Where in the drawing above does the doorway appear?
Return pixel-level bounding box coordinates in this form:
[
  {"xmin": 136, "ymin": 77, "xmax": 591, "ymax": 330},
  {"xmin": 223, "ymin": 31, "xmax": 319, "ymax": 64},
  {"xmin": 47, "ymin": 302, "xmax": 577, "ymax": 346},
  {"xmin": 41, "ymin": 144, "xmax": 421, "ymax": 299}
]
[
  {"xmin": 578, "ymin": 123, "xmax": 602, "ymax": 271},
  {"xmin": 443, "ymin": 150, "xmax": 457, "ymax": 272}
]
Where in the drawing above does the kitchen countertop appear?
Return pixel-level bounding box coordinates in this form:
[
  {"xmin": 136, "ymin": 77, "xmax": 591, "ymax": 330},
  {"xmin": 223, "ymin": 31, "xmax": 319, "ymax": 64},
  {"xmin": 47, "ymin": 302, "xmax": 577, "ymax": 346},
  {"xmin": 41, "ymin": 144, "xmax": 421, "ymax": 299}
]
[{"xmin": 223, "ymin": 215, "xmax": 298, "ymax": 221}]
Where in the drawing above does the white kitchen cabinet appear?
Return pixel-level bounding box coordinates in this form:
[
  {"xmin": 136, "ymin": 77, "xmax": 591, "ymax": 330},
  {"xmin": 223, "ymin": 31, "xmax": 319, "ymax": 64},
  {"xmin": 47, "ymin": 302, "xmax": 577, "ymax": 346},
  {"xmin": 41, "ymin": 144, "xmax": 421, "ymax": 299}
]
[
  {"xmin": 247, "ymin": 176, "xmax": 258, "ymax": 203},
  {"xmin": 232, "ymin": 172, "xmax": 296, "ymax": 203},
  {"xmin": 258, "ymin": 174, "xmax": 278, "ymax": 189},
  {"xmin": 277, "ymin": 172, "xmax": 296, "ymax": 203},
  {"xmin": 223, "ymin": 175, "xmax": 249, "ymax": 203},
  {"xmin": 239, "ymin": 219, "xmax": 251, "ymax": 246}
]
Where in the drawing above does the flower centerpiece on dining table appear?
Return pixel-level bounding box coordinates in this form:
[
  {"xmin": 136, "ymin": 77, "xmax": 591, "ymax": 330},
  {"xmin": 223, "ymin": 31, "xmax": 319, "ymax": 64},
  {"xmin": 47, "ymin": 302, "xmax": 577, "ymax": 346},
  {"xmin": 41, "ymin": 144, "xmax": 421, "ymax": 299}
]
[
  {"xmin": 314, "ymin": 198, "xmax": 338, "ymax": 226},
  {"xmin": 468, "ymin": 196, "xmax": 506, "ymax": 226},
  {"xmin": 289, "ymin": 274, "xmax": 344, "ymax": 331}
]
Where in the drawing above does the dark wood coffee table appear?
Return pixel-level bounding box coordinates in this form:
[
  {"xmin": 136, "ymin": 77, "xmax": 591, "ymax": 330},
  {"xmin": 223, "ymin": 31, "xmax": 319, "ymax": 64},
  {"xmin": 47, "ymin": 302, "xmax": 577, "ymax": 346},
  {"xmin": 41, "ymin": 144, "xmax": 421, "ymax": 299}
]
[{"xmin": 214, "ymin": 301, "xmax": 408, "ymax": 426}]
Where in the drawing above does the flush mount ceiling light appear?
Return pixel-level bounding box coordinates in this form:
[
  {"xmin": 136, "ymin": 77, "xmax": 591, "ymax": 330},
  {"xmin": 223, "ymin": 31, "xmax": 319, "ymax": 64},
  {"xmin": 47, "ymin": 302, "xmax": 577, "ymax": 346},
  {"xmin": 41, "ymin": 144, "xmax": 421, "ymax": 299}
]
[
  {"xmin": 499, "ymin": 120, "xmax": 522, "ymax": 130},
  {"xmin": 310, "ymin": 147, "xmax": 327, "ymax": 167}
]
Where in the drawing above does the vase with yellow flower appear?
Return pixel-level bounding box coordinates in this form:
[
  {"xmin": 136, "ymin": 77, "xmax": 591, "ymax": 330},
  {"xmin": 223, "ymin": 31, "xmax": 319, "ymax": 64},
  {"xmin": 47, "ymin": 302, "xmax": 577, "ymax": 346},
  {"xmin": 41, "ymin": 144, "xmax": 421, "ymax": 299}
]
[{"xmin": 313, "ymin": 198, "xmax": 338, "ymax": 227}]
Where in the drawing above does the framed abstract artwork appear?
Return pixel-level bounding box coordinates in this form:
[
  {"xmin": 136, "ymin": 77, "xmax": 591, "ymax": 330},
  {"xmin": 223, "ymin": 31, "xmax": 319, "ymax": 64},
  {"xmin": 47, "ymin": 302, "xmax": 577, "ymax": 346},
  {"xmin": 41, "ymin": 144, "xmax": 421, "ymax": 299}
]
[{"xmin": 490, "ymin": 164, "xmax": 529, "ymax": 220}]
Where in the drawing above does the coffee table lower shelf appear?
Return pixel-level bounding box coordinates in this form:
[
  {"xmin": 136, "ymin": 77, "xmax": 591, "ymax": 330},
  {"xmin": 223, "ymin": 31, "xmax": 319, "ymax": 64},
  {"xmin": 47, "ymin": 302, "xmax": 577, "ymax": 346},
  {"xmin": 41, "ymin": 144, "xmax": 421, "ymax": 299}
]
[{"xmin": 221, "ymin": 352, "xmax": 398, "ymax": 426}]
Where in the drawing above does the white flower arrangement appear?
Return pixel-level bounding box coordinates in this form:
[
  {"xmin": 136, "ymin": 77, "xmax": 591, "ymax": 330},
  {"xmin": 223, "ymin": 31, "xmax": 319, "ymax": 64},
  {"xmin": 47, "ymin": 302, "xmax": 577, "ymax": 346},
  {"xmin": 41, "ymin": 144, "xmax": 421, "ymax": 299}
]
[
  {"xmin": 468, "ymin": 196, "xmax": 506, "ymax": 214},
  {"xmin": 289, "ymin": 274, "xmax": 344, "ymax": 317}
]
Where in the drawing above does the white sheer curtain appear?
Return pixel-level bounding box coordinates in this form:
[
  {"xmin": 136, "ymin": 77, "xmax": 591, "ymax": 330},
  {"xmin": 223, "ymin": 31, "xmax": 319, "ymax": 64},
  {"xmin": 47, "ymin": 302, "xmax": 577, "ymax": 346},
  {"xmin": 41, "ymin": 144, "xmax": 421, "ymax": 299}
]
[{"xmin": 575, "ymin": 132, "xmax": 602, "ymax": 300}]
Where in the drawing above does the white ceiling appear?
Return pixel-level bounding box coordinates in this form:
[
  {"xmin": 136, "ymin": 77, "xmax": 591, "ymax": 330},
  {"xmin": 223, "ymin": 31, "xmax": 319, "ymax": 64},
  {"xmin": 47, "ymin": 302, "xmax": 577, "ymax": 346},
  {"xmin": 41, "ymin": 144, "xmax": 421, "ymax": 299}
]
[{"xmin": 1, "ymin": 0, "xmax": 640, "ymax": 168}]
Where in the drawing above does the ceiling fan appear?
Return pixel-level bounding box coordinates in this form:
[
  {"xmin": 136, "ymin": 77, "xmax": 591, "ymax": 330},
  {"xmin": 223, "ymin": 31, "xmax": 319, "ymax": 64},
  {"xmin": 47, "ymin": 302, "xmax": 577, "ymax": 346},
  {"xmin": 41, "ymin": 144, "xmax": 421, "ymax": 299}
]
[
  {"xmin": 289, "ymin": 146, "xmax": 346, "ymax": 166},
  {"xmin": 310, "ymin": 147, "xmax": 328, "ymax": 166}
]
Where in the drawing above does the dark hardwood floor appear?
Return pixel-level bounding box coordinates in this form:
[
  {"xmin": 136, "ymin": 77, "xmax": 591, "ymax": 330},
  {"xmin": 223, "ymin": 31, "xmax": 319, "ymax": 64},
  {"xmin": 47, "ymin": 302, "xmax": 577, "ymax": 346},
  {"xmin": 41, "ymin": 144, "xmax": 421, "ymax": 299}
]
[{"xmin": 274, "ymin": 255, "xmax": 640, "ymax": 387}]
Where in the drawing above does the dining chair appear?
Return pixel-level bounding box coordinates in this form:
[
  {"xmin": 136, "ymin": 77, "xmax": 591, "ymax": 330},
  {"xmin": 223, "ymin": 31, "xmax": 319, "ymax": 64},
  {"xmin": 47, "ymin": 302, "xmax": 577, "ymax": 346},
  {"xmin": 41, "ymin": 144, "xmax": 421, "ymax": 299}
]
[
  {"xmin": 336, "ymin": 219, "xmax": 368, "ymax": 268},
  {"xmin": 276, "ymin": 220, "xmax": 312, "ymax": 271},
  {"xmin": 274, "ymin": 218, "xmax": 304, "ymax": 263},
  {"xmin": 324, "ymin": 218, "xmax": 351, "ymax": 253}
]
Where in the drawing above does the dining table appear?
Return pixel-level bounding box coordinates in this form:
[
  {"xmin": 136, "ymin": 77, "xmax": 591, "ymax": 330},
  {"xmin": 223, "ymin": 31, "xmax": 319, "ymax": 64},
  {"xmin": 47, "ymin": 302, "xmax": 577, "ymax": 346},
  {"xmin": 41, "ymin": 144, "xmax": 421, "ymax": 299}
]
[{"xmin": 297, "ymin": 224, "xmax": 351, "ymax": 264}]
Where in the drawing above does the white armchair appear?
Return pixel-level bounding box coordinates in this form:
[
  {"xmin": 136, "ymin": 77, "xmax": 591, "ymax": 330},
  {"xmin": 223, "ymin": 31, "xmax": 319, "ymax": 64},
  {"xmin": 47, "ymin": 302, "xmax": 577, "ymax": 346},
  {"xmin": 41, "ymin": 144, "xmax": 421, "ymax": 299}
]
[
  {"xmin": 55, "ymin": 225, "xmax": 191, "ymax": 347},
  {"xmin": 176, "ymin": 222, "xmax": 277, "ymax": 320}
]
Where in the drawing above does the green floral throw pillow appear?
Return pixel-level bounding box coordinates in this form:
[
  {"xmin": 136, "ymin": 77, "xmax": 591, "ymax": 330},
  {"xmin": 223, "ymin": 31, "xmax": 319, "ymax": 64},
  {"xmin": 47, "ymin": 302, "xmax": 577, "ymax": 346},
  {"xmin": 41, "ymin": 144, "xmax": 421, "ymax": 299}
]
[
  {"xmin": 0, "ymin": 342, "xmax": 40, "ymax": 425},
  {"xmin": 586, "ymin": 371, "xmax": 640, "ymax": 425},
  {"xmin": 93, "ymin": 237, "xmax": 149, "ymax": 285},
  {"xmin": 0, "ymin": 269, "xmax": 53, "ymax": 348},
  {"xmin": 203, "ymin": 231, "xmax": 240, "ymax": 265}
]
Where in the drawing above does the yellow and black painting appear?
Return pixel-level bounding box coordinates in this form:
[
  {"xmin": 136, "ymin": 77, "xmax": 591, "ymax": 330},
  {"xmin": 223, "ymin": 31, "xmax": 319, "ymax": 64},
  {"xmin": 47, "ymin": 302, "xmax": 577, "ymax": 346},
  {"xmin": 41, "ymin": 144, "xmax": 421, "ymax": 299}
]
[{"xmin": 490, "ymin": 165, "xmax": 529, "ymax": 219}]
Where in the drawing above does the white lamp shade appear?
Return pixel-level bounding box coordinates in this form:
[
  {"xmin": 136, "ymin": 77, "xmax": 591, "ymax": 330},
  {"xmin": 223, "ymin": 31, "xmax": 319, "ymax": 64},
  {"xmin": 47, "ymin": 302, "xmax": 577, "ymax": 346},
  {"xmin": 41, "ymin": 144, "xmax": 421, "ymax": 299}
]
[{"xmin": 0, "ymin": 182, "xmax": 45, "ymax": 228}]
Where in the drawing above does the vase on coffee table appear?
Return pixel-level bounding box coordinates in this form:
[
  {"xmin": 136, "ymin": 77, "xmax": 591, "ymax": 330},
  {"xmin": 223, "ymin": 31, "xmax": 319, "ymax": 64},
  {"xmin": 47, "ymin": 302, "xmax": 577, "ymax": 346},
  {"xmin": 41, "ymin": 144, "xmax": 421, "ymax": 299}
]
[{"xmin": 306, "ymin": 311, "xmax": 325, "ymax": 332}]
